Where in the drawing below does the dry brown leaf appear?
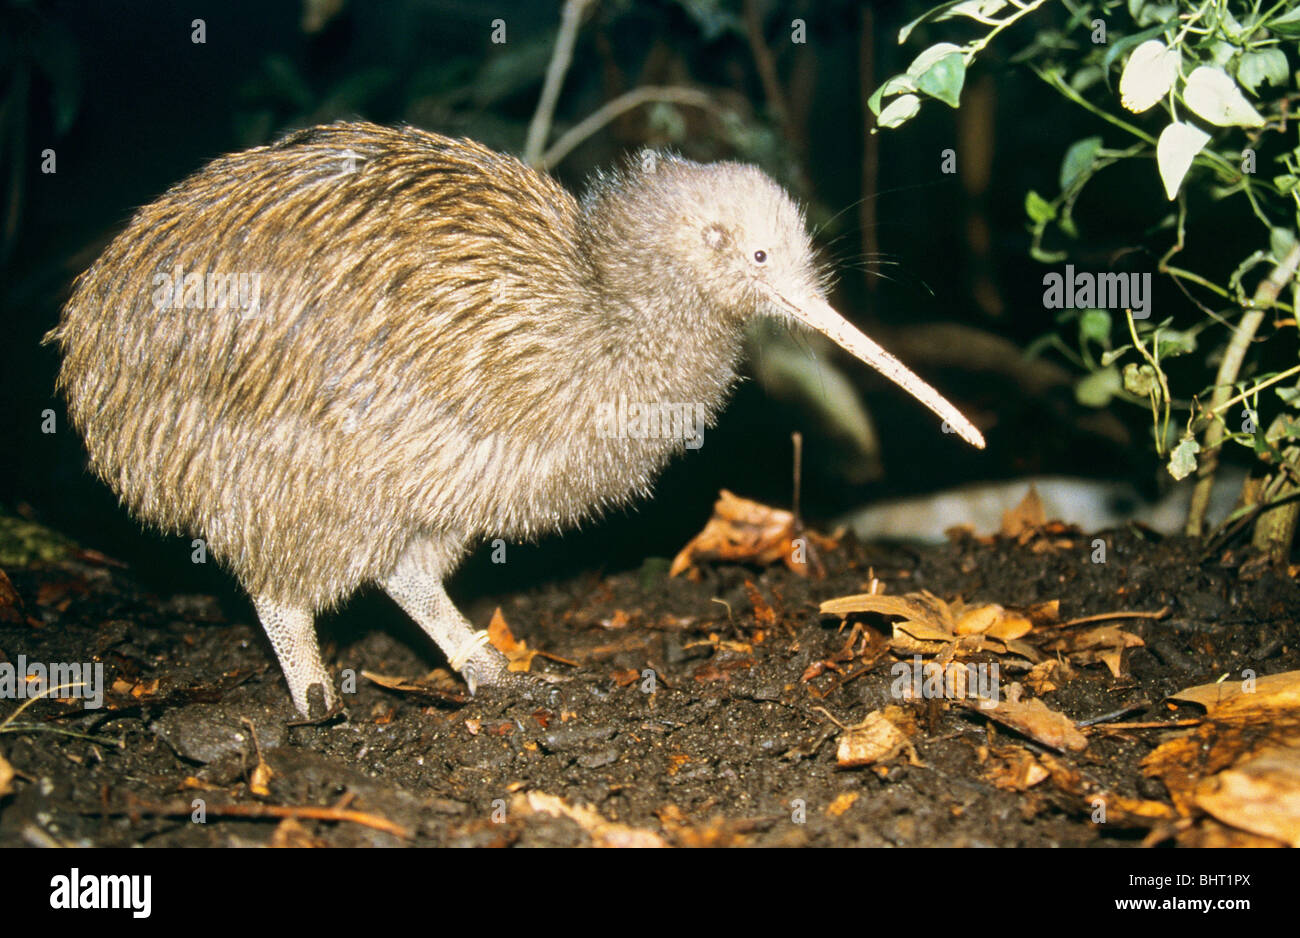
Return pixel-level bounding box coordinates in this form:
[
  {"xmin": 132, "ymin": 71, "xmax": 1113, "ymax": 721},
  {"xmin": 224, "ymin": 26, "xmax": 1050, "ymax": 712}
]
[
  {"xmin": 1176, "ymin": 818, "xmax": 1289, "ymax": 847},
  {"xmin": 1169, "ymin": 670, "xmax": 1300, "ymax": 719},
  {"xmin": 598, "ymin": 609, "xmax": 632, "ymax": 630},
  {"xmin": 239, "ymin": 717, "xmax": 274, "ymax": 796},
  {"xmin": 670, "ymin": 490, "xmax": 837, "ymax": 579},
  {"xmin": 822, "ymin": 591, "xmax": 957, "ymax": 658},
  {"xmin": 486, "ymin": 607, "xmax": 575, "ymax": 671},
  {"xmin": 992, "ymin": 637, "xmax": 1046, "ymax": 663},
  {"xmin": 1025, "ymin": 750, "xmax": 1177, "ymax": 825},
  {"xmin": 249, "ymin": 759, "xmax": 273, "ymax": 797},
  {"xmin": 361, "ymin": 669, "xmax": 466, "ymax": 703},
  {"xmin": 822, "ymin": 591, "xmax": 1044, "ymax": 660},
  {"xmin": 1035, "ymin": 749, "xmax": 1086, "ymax": 793},
  {"xmin": 955, "ymin": 603, "xmax": 1034, "ymax": 640},
  {"xmin": 821, "ymin": 590, "xmax": 951, "ymax": 625},
  {"xmin": 881, "ymin": 704, "xmax": 918, "ymax": 736},
  {"xmin": 1142, "ymin": 717, "xmax": 1300, "ymax": 814},
  {"xmin": 656, "ymin": 804, "xmax": 753, "ymax": 847},
  {"xmin": 515, "ymin": 791, "xmax": 666, "ymax": 848},
  {"xmin": 487, "ymin": 606, "xmax": 535, "ymax": 671},
  {"xmin": 1024, "ymin": 600, "xmax": 1061, "ymax": 626},
  {"xmin": 1025, "ymin": 659, "xmax": 1076, "ymax": 694},
  {"xmin": 836, "ymin": 710, "xmax": 921, "ymax": 767},
  {"xmin": 894, "ymin": 618, "xmax": 959, "ymax": 645},
  {"xmin": 1098, "ymin": 793, "xmax": 1181, "ymax": 822},
  {"xmin": 744, "ymin": 579, "xmax": 778, "ymax": 629},
  {"xmin": 1001, "ymin": 486, "xmax": 1047, "ymax": 540},
  {"xmin": 987, "ymin": 614, "xmax": 1034, "ymax": 641},
  {"xmin": 953, "ymin": 603, "xmax": 1001, "ymax": 635},
  {"xmin": 983, "ymin": 746, "xmax": 1050, "ymax": 791},
  {"xmin": 610, "ymin": 668, "xmax": 639, "ymax": 687},
  {"xmin": 0, "ymin": 751, "xmax": 12, "ymax": 798},
  {"xmin": 363, "ymin": 670, "xmax": 417, "ymax": 690},
  {"xmin": 1193, "ymin": 745, "xmax": 1300, "ymax": 846},
  {"xmin": 1043, "ymin": 625, "xmax": 1144, "ymax": 678},
  {"xmin": 967, "ymin": 683, "xmax": 1088, "ymax": 752},
  {"xmin": 683, "ymin": 634, "xmax": 753, "ymax": 654},
  {"xmin": 269, "ymin": 817, "xmax": 323, "ymax": 848}
]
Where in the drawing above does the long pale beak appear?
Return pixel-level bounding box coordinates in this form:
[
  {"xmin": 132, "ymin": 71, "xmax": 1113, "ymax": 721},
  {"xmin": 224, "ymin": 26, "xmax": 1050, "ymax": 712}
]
[{"xmin": 769, "ymin": 290, "xmax": 985, "ymax": 449}]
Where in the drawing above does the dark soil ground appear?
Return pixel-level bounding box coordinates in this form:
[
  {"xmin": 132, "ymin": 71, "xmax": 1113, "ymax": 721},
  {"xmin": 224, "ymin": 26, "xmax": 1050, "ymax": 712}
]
[{"xmin": 1, "ymin": 520, "xmax": 1296, "ymax": 847}]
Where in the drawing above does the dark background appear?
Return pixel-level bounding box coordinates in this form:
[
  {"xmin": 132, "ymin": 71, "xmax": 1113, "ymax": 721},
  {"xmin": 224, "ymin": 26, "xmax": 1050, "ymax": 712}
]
[{"xmin": 0, "ymin": 0, "xmax": 1248, "ymax": 608}]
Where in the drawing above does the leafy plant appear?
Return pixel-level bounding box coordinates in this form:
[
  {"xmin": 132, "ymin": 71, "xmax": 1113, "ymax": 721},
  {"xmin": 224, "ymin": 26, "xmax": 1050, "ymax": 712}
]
[{"xmin": 873, "ymin": 0, "xmax": 1300, "ymax": 555}]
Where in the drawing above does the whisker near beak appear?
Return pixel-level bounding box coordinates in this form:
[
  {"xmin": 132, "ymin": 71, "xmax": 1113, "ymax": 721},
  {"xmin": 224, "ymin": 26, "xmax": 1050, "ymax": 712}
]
[{"xmin": 767, "ymin": 290, "xmax": 986, "ymax": 449}]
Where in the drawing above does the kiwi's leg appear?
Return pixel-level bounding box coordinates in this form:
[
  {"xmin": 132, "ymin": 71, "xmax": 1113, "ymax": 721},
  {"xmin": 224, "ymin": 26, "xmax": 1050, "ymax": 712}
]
[
  {"xmin": 252, "ymin": 598, "xmax": 337, "ymax": 716},
  {"xmin": 380, "ymin": 536, "xmax": 513, "ymax": 692}
]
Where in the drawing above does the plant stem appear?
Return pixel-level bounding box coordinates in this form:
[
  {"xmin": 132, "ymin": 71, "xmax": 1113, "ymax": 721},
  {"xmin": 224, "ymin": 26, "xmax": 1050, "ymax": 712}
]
[
  {"xmin": 969, "ymin": 0, "xmax": 1052, "ymax": 58},
  {"xmin": 1187, "ymin": 242, "xmax": 1300, "ymax": 535},
  {"xmin": 1201, "ymin": 362, "xmax": 1300, "ymax": 420},
  {"xmin": 525, "ymin": 0, "xmax": 596, "ymax": 168}
]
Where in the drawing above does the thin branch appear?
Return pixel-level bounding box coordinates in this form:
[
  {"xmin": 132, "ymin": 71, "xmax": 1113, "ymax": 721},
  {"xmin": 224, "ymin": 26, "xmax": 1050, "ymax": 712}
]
[
  {"xmin": 743, "ymin": 0, "xmax": 789, "ymax": 128},
  {"xmin": 99, "ymin": 795, "xmax": 414, "ymax": 840},
  {"xmin": 525, "ymin": 0, "xmax": 597, "ymax": 168},
  {"xmin": 1086, "ymin": 719, "xmax": 1202, "ymax": 732},
  {"xmin": 1044, "ymin": 607, "xmax": 1171, "ymax": 633},
  {"xmin": 539, "ymin": 86, "xmax": 716, "ymax": 170}
]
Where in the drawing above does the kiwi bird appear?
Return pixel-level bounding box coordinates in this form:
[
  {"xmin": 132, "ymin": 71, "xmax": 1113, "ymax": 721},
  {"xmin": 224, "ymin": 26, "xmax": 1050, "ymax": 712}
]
[{"xmin": 48, "ymin": 121, "xmax": 984, "ymax": 717}]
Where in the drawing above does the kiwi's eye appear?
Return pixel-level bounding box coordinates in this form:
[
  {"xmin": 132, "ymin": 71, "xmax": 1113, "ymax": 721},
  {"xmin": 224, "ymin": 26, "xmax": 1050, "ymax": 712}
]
[{"xmin": 753, "ymin": 250, "xmax": 767, "ymax": 264}]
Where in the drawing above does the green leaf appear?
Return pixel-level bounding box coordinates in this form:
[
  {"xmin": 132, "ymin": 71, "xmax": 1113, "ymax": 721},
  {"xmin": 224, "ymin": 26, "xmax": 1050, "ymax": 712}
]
[
  {"xmin": 869, "ymin": 74, "xmax": 918, "ymax": 116},
  {"xmin": 1166, "ymin": 437, "xmax": 1200, "ymax": 480},
  {"xmin": 899, "ymin": 2, "xmax": 966, "ymax": 44},
  {"xmin": 1123, "ymin": 362, "xmax": 1159, "ymax": 396},
  {"xmin": 1101, "ymin": 345, "xmax": 1134, "ymax": 366},
  {"xmin": 1182, "ymin": 66, "xmax": 1265, "ymax": 128},
  {"xmin": 906, "ymin": 43, "xmax": 963, "ymax": 77},
  {"xmin": 1276, "ymin": 175, "xmax": 1299, "ymax": 195},
  {"xmin": 1025, "ymin": 189, "xmax": 1056, "ymax": 224},
  {"xmin": 914, "ymin": 53, "xmax": 966, "ymax": 108},
  {"xmin": 1205, "ymin": 40, "xmax": 1237, "ymax": 69},
  {"xmin": 1252, "ymin": 419, "xmax": 1272, "ymax": 456},
  {"xmin": 1079, "ymin": 308, "xmax": 1112, "ymax": 346},
  {"xmin": 1218, "ymin": 7, "xmax": 1248, "ymax": 41},
  {"xmin": 1101, "ymin": 23, "xmax": 1170, "ymax": 82},
  {"xmin": 1119, "ymin": 39, "xmax": 1179, "ymax": 113},
  {"xmin": 1268, "ymin": 414, "xmax": 1300, "ymax": 443},
  {"xmin": 868, "ymin": 84, "xmax": 885, "ymax": 117},
  {"xmin": 1237, "ymin": 49, "xmax": 1289, "ymax": 95},
  {"xmin": 1155, "ymin": 329, "xmax": 1196, "ymax": 358},
  {"xmin": 877, "ymin": 94, "xmax": 922, "ymax": 129},
  {"xmin": 1269, "ymin": 6, "xmax": 1300, "ymax": 39},
  {"xmin": 1059, "ymin": 136, "xmax": 1103, "ymax": 191},
  {"xmin": 1156, "ymin": 121, "xmax": 1211, "ymax": 200},
  {"xmin": 948, "ymin": 0, "xmax": 1008, "ymax": 19},
  {"xmin": 1076, "ymin": 366, "xmax": 1122, "ymax": 407},
  {"xmin": 1134, "ymin": 3, "xmax": 1178, "ymax": 28}
]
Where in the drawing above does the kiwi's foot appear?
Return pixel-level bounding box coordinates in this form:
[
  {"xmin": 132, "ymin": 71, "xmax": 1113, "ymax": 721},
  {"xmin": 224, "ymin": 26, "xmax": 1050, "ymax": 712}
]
[
  {"xmin": 285, "ymin": 681, "xmax": 347, "ymax": 726},
  {"xmin": 460, "ymin": 645, "xmax": 565, "ymax": 705}
]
